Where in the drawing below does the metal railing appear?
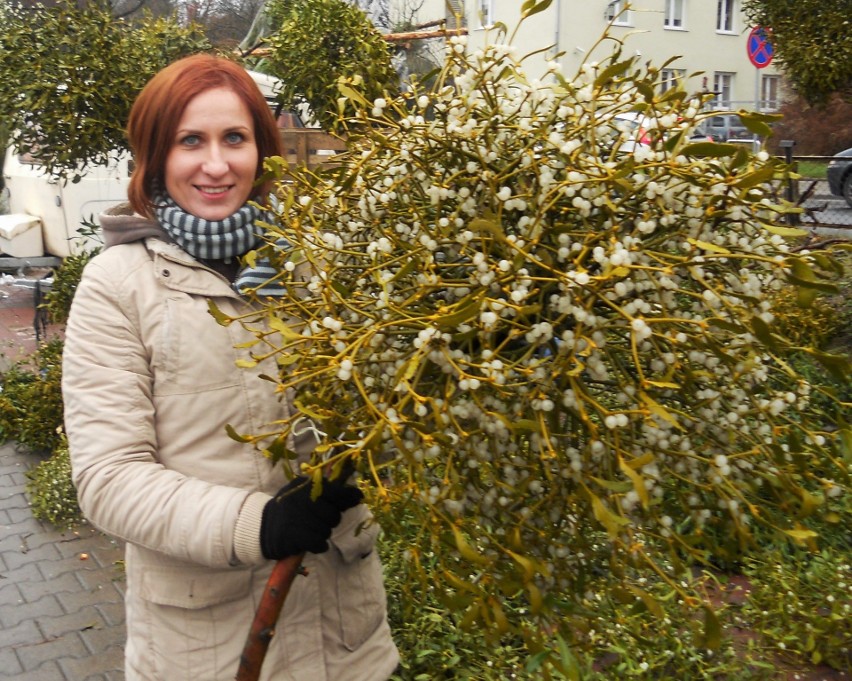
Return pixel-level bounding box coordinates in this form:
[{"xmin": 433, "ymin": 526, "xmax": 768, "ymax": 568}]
[{"xmin": 776, "ymin": 148, "xmax": 851, "ymax": 230}]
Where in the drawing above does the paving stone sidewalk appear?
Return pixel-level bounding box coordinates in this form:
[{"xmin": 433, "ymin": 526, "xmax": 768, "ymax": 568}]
[{"xmin": 0, "ymin": 442, "xmax": 126, "ymax": 680}]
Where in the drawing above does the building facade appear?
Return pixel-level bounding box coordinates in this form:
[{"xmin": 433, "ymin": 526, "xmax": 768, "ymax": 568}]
[{"xmin": 414, "ymin": 0, "xmax": 781, "ymax": 112}]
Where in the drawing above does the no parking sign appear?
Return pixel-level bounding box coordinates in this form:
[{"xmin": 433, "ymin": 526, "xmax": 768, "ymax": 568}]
[{"xmin": 747, "ymin": 26, "xmax": 774, "ymax": 69}]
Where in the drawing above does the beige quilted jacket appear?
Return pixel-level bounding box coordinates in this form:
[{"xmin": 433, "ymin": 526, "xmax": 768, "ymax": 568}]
[{"xmin": 62, "ymin": 205, "xmax": 398, "ymax": 681}]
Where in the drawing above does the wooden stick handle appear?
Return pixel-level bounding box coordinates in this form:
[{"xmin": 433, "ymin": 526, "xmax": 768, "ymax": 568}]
[{"xmin": 235, "ymin": 553, "xmax": 305, "ymax": 681}]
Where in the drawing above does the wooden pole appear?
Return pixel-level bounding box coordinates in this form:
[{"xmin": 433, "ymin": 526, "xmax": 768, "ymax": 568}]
[
  {"xmin": 240, "ymin": 27, "xmax": 468, "ymax": 58},
  {"xmin": 383, "ymin": 27, "xmax": 468, "ymax": 43},
  {"xmin": 235, "ymin": 553, "xmax": 306, "ymax": 681}
]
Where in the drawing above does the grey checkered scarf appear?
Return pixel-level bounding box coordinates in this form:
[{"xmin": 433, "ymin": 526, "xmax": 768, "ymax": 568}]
[
  {"xmin": 154, "ymin": 193, "xmax": 287, "ymax": 297},
  {"xmin": 154, "ymin": 193, "xmax": 261, "ymax": 260}
]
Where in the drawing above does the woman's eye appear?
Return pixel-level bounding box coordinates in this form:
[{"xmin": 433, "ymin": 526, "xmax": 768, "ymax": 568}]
[
  {"xmin": 226, "ymin": 132, "xmax": 245, "ymax": 144},
  {"xmin": 180, "ymin": 134, "xmax": 201, "ymax": 146}
]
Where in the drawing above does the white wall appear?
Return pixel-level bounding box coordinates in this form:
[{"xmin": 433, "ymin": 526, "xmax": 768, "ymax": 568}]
[{"xmin": 407, "ymin": 0, "xmax": 781, "ymax": 112}]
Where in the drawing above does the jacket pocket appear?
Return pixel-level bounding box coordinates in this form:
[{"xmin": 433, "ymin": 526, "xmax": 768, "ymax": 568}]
[
  {"xmin": 138, "ymin": 565, "xmax": 252, "ymax": 609},
  {"xmin": 128, "ymin": 565, "xmax": 256, "ymax": 679},
  {"xmin": 329, "ymin": 511, "xmax": 386, "ymax": 651},
  {"xmin": 153, "ymin": 296, "xmax": 241, "ymax": 395}
]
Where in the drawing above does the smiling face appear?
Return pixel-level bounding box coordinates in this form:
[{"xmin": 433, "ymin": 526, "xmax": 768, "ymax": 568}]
[{"xmin": 164, "ymin": 87, "xmax": 259, "ymax": 221}]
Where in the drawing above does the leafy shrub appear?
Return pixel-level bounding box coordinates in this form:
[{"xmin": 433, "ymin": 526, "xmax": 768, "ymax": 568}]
[
  {"xmin": 768, "ymin": 251, "xmax": 852, "ymax": 423},
  {"xmin": 742, "ymin": 0, "xmax": 852, "ymax": 107},
  {"xmin": 41, "ymin": 237, "xmax": 100, "ymax": 325},
  {"xmin": 766, "ymin": 93, "xmax": 852, "ymax": 156},
  {"xmin": 740, "ymin": 544, "xmax": 852, "ymax": 672},
  {"xmin": 0, "ymin": 0, "xmax": 210, "ymax": 180},
  {"xmin": 25, "ymin": 438, "xmax": 80, "ymax": 528},
  {"xmin": 769, "ymin": 285, "xmax": 841, "ymax": 349},
  {"xmin": 377, "ymin": 500, "xmax": 528, "ymax": 680},
  {"xmin": 2, "ymin": 232, "xmax": 93, "ymax": 526},
  {"xmin": 263, "ymin": 0, "xmax": 398, "ymax": 130},
  {"xmin": 223, "ymin": 14, "xmax": 849, "ymax": 671},
  {"xmin": 0, "ymin": 339, "xmax": 65, "ymax": 453},
  {"xmin": 379, "ymin": 495, "xmax": 852, "ymax": 678}
]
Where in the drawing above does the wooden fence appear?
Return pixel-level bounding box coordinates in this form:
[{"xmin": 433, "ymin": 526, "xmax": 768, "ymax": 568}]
[{"xmin": 278, "ymin": 128, "xmax": 347, "ymax": 170}]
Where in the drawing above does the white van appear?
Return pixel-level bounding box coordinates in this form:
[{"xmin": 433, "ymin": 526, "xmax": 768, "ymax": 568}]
[{"xmin": 2, "ymin": 147, "xmax": 131, "ymax": 258}]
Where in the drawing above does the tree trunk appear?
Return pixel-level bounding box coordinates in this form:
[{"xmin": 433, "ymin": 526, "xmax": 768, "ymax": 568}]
[{"xmin": 235, "ymin": 553, "xmax": 306, "ymax": 681}]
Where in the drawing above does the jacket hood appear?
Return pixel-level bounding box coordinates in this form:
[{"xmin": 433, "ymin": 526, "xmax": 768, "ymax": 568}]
[{"xmin": 100, "ymin": 202, "xmax": 171, "ymax": 249}]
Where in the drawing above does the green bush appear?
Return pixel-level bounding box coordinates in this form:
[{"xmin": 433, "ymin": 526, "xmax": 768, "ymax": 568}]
[
  {"xmin": 376, "ymin": 500, "xmax": 528, "ymax": 680},
  {"xmin": 0, "ymin": 0, "xmax": 210, "ymax": 180},
  {"xmin": 224, "ymin": 14, "xmax": 849, "ymax": 673},
  {"xmin": 770, "ymin": 285, "xmax": 841, "ymax": 349},
  {"xmin": 41, "ymin": 239, "xmax": 100, "ymax": 325},
  {"xmin": 3, "ymin": 240, "xmax": 95, "ymax": 523},
  {"xmin": 263, "ymin": 0, "xmax": 398, "ymax": 130},
  {"xmin": 378, "ymin": 495, "xmax": 852, "ymax": 678},
  {"xmin": 24, "ymin": 439, "xmax": 80, "ymax": 528},
  {"xmin": 740, "ymin": 544, "xmax": 852, "ymax": 672},
  {"xmin": 0, "ymin": 339, "xmax": 65, "ymax": 454},
  {"xmin": 768, "ymin": 251, "xmax": 852, "ymax": 424},
  {"xmin": 0, "ymin": 229, "xmax": 95, "ymax": 526},
  {"xmin": 1, "ymin": 239, "xmax": 93, "ymax": 453}
]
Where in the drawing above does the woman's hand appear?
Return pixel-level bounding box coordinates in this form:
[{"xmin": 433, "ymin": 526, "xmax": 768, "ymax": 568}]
[{"xmin": 259, "ymin": 476, "xmax": 363, "ymax": 559}]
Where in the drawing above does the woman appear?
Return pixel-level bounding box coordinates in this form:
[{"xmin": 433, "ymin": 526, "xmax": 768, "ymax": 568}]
[{"xmin": 62, "ymin": 54, "xmax": 399, "ymax": 681}]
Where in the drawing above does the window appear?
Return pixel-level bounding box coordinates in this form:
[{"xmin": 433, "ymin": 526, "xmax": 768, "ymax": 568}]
[
  {"xmin": 713, "ymin": 72, "xmax": 734, "ymax": 109},
  {"xmin": 446, "ymin": 0, "xmax": 466, "ymax": 29},
  {"xmin": 761, "ymin": 75, "xmax": 780, "ymax": 111},
  {"xmin": 476, "ymin": 0, "xmax": 493, "ymax": 27},
  {"xmin": 661, "ymin": 68, "xmax": 686, "ymax": 92},
  {"xmin": 716, "ymin": 0, "xmax": 735, "ymax": 32},
  {"xmin": 605, "ymin": 1, "xmax": 632, "ymax": 25},
  {"xmin": 664, "ymin": 0, "xmax": 685, "ymax": 28}
]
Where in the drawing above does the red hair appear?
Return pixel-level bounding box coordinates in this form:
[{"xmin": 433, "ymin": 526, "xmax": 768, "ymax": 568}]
[{"xmin": 126, "ymin": 53, "xmax": 283, "ymax": 217}]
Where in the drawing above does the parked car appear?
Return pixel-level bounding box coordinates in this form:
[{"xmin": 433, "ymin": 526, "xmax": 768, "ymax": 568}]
[
  {"xmin": 613, "ymin": 112, "xmax": 712, "ymax": 152},
  {"xmin": 703, "ymin": 113, "xmax": 754, "ymax": 143},
  {"xmin": 826, "ymin": 147, "xmax": 852, "ymax": 208}
]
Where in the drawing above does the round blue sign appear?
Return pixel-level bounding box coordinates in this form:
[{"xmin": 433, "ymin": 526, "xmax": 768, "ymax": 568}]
[{"xmin": 747, "ymin": 26, "xmax": 774, "ymax": 69}]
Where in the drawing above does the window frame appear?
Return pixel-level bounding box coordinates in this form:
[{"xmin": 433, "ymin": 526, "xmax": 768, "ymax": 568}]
[
  {"xmin": 761, "ymin": 75, "xmax": 780, "ymax": 112},
  {"xmin": 606, "ymin": 0, "xmax": 633, "ymax": 26},
  {"xmin": 716, "ymin": 0, "xmax": 735, "ymax": 33},
  {"xmin": 664, "ymin": 0, "xmax": 685, "ymax": 29},
  {"xmin": 477, "ymin": 0, "xmax": 494, "ymax": 28},
  {"xmin": 660, "ymin": 68, "xmax": 686, "ymax": 93},
  {"xmin": 713, "ymin": 72, "xmax": 734, "ymax": 109}
]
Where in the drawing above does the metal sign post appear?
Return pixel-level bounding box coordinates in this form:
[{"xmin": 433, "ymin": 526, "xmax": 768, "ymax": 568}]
[
  {"xmin": 747, "ymin": 26, "xmax": 774, "ymax": 70},
  {"xmin": 747, "ymin": 26, "xmax": 774, "ymax": 151}
]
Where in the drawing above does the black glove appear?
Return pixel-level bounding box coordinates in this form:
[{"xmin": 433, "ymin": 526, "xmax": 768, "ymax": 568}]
[{"xmin": 260, "ymin": 475, "xmax": 363, "ymax": 559}]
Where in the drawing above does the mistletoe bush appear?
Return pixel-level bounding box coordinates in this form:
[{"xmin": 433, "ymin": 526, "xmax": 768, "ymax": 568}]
[
  {"xmin": 0, "ymin": 339, "xmax": 65, "ymax": 454},
  {"xmin": 40, "ymin": 225, "xmax": 102, "ymax": 326},
  {"xmin": 741, "ymin": 546, "xmax": 852, "ymax": 671},
  {"xmin": 263, "ymin": 0, "xmax": 398, "ymax": 131},
  {"xmin": 25, "ymin": 437, "xmax": 80, "ymax": 529},
  {"xmin": 223, "ymin": 19, "xmax": 850, "ymax": 669},
  {"xmin": 0, "ymin": 0, "xmax": 210, "ymax": 180}
]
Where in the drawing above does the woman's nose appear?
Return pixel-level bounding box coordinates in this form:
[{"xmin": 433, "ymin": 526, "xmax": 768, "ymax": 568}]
[{"xmin": 201, "ymin": 145, "xmax": 228, "ymax": 175}]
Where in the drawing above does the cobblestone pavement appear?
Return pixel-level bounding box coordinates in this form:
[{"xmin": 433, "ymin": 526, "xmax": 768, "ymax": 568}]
[{"xmin": 0, "ymin": 442, "xmax": 126, "ymax": 680}]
